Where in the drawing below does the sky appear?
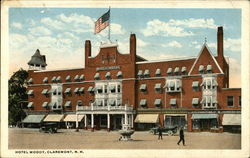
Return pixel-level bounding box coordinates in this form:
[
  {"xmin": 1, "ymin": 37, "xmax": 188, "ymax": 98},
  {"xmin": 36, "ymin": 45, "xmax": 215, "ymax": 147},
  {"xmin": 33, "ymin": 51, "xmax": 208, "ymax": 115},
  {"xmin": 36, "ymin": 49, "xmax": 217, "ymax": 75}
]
[{"xmin": 9, "ymin": 8, "xmax": 241, "ymax": 87}]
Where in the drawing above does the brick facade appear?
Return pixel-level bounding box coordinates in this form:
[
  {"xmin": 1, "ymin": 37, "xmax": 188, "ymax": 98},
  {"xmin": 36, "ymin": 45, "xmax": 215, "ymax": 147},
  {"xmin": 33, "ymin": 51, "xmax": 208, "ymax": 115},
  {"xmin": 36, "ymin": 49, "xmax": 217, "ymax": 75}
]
[{"xmin": 26, "ymin": 26, "xmax": 241, "ymax": 132}]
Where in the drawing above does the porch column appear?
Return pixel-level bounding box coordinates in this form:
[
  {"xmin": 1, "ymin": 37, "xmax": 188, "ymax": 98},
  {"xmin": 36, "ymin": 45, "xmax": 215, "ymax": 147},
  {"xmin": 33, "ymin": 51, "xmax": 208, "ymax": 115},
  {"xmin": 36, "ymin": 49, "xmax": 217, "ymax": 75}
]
[
  {"xmin": 91, "ymin": 114, "xmax": 94, "ymax": 132},
  {"xmin": 84, "ymin": 114, "xmax": 87, "ymax": 129},
  {"xmin": 107, "ymin": 114, "xmax": 110, "ymax": 132},
  {"xmin": 125, "ymin": 114, "xmax": 128, "ymax": 125},
  {"xmin": 76, "ymin": 114, "xmax": 79, "ymax": 132},
  {"xmin": 131, "ymin": 114, "xmax": 134, "ymax": 128}
]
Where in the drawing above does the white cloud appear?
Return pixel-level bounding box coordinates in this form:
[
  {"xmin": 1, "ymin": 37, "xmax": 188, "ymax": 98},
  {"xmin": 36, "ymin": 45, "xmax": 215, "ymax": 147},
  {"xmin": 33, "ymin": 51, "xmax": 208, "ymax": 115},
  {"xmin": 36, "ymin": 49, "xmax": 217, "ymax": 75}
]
[
  {"xmin": 168, "ymin": 18, "xmax": 217, "ymax": 29},
  {"xmin": 111, "ymin": 23, "xmax": 126, "ymax": 35},
  {"xmin": 28, "ymin": 26, "xmax": 52, "ymax": 36},
  {"xmin": 225, "ymin": 38, "xmax": 241, "ymax": 52},
  {"xmin": 9, "ymin": 34, "xmax": 28, "ymax": 49},
  {"xmin": 165, "ymin": 41, "xmax": 182, "ymax": 48},
  {"xmin": 11, "ymin": 22, "xmax": 22, "ymax": 29},
  {"xmin": 137, "ymin": 38, "xmax": 149, "ymax": 47},
  {"xmin": 141, "ymin": 19, "xmax": 194, "ymax": 37},
  {"xmin": 41, "ymin": 17, "xmax": 64, "ymax": 30},
  {"xmin": 191, "ymin": 41, "xmax": 198, "ymax": 45},
  {"xmin": 141, "ymin": 52, "xmax": 187, "ymax": 61},
  {"xmin": 228, "ymin": 58, "xmax": 241, "ymax": 88}
]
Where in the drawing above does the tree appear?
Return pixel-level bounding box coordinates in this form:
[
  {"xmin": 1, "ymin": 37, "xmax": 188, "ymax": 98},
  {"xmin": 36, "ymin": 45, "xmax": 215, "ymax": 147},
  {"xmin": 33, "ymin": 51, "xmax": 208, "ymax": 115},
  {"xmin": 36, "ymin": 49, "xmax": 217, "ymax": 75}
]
[{"xmin": 8, "ymin": 68, "xmax": 28, "ymax": 125}]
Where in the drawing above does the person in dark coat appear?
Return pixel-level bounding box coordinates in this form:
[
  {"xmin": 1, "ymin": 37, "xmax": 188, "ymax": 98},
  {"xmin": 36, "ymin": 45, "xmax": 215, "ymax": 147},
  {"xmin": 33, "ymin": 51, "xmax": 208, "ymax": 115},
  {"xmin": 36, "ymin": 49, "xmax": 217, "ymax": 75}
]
[
  {"xmin": 158, "ymin": 127, "xmax": 163, "ymax": 140},
  {"xmin": 177, "ymin": 127, "xmax": 185, "ymax": 145}
]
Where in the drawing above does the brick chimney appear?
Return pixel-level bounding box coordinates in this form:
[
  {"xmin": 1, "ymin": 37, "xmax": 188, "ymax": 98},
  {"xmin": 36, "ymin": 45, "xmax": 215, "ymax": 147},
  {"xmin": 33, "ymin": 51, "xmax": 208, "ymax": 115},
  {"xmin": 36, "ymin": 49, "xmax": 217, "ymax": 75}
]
[
  {"xmin": 130, "ymin": 34, "xmax": 136, "ymax": 62},
  {"xmin": 85, "ymin": 40, "xmax": 91, "ymax": 66},
  {"xmin": 217, "ymin": 26, "xmax": 224, "ymax": 59}
]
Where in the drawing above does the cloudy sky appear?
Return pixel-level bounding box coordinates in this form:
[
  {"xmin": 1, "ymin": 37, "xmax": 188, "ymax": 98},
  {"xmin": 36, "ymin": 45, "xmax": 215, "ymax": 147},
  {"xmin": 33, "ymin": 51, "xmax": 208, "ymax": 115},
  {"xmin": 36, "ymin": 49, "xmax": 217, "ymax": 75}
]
[{"xmin": 9, "ymin": 8, "xmax": 241, "ymax": 87}]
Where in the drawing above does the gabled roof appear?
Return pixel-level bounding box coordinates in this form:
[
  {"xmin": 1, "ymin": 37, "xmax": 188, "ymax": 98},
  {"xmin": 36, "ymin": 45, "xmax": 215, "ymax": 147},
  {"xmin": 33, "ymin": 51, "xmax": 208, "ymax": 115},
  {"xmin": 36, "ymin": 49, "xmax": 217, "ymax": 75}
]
[{"xmin": 188, "ymin": 43, "xmax": 223, "ymax": 75}]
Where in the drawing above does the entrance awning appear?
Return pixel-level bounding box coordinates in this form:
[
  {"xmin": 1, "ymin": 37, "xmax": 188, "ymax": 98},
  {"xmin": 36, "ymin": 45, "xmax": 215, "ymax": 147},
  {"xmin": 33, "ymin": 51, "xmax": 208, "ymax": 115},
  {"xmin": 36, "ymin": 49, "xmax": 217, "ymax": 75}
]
[
  {"xmin": 134, "ymin": 114, "xmax": 159, "ymax": 123},
  {"xmin": 43, "ymin": 114, "xmax": 64, "ymax": 122},
  {"xmin": 222, "ymin": 114, "xmax": 241, "ymax": 125},
  {"xmin": 63, "ymin": 114, "xmax": 84, "ymax": 122},
  {"xmin": 192, "ymin": 114, "xmax": 217, "ymax": 119},
  {"xmin": 22, "ymin": 115, "xmax": 45, "ymax": 123}
]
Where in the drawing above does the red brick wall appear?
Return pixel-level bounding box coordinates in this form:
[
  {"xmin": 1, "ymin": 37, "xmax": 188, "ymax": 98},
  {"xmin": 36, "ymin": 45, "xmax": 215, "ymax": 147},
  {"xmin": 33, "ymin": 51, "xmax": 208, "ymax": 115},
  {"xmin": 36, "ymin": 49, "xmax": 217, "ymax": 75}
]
[{"xmin": 218, "ymin": 88, "xmax": 241, "ymax": 109}]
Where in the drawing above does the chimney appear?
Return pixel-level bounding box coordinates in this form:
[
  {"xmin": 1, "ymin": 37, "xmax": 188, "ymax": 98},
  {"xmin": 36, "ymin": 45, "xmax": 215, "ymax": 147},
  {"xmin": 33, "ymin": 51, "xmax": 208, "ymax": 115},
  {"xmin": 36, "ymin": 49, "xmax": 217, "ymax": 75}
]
[
  {"xmin": 217, "ymin": 26, "xmax": 224, "ymax": 58},
  {"xmin": 130, "ymin": 34, "xmax": 136, "ymax": 62},
  {"xmin": 85, "ymin": 40, "xmax": 91, "ymax": 66}
]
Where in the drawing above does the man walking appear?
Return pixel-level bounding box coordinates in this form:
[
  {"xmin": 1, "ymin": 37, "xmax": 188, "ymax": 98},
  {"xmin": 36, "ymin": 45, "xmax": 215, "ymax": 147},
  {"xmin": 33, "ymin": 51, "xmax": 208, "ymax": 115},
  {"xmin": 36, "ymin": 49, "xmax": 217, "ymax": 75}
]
[
  {"xmin": 177, "ymin": 127, "xmax": 185, "ymax": 145},
  {"xmin": 158, "ymin": 126, "xmax": 163, "ymax": 140}
]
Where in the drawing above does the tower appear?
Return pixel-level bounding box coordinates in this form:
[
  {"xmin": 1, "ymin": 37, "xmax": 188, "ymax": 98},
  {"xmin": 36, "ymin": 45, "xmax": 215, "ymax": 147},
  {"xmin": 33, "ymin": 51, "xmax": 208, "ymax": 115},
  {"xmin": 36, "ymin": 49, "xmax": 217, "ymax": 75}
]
[{"xmin": 27, "ymin": 49, "xmax": 47, "ymax": 70}]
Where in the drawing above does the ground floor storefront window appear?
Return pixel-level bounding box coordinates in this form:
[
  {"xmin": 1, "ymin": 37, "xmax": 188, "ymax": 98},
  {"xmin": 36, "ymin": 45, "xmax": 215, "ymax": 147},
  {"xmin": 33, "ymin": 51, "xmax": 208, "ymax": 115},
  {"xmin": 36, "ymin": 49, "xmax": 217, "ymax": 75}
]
[
  {"xmin": 135, "ymin": 123, "xmax": 156, "ymax": 131},
  {"xmin": 192, "ymin": 119, "xmax": 218, "ymax": 131},
  {"xmin": 164, "ymin": 115, "xmax": 186, "ymax": 129}
]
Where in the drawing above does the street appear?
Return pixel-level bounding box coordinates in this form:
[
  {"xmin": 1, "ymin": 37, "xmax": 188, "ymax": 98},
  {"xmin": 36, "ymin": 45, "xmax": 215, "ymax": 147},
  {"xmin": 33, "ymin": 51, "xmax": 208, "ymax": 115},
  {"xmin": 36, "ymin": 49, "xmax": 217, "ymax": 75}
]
[{"xmin": 9, "ymin": 128, "xmax": 241, "ymax": 149}]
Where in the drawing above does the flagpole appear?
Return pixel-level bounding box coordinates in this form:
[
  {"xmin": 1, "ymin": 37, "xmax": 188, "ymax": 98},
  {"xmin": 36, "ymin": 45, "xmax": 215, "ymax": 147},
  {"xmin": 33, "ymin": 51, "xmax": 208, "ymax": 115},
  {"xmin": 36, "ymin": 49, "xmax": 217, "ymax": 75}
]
[{"xmin": 108, "ymin": 6, "xmax": 111, "ymax": 42}]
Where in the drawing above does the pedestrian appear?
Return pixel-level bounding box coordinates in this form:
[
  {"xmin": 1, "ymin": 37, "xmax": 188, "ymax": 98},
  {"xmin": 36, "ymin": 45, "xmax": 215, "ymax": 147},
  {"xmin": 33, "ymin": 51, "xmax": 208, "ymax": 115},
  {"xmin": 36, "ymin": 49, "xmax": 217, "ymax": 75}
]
[
  {"xmin": 177, "ymin": 127, "xmax": 185, "ymax": 146},
  {"xmin": 158, "ymin": 126, "xmax": 163, "ymax": 140}
]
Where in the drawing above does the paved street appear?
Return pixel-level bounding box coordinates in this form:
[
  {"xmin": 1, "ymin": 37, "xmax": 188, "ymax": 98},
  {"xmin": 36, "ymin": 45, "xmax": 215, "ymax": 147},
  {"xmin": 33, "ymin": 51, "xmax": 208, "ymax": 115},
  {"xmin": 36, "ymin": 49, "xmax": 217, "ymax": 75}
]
[{"xmin": 9, "ymin": 128, "xmax": 241, "ymax": 149}]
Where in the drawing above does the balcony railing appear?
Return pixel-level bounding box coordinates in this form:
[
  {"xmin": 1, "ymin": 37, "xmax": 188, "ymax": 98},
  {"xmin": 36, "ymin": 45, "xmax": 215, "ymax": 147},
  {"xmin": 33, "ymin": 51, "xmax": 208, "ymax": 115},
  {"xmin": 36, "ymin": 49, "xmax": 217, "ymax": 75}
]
[{"xmin": 76, "ymin": 105, "xmax": 133, "ymax": 112}]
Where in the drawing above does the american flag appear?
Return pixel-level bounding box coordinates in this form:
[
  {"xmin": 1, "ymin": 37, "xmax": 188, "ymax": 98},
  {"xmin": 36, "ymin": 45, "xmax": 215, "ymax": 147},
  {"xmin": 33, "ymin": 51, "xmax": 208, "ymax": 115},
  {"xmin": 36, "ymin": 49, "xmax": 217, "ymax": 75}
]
[{"xmin": 94, "ymin": 9, "xmax": 110, "ymax": 34}]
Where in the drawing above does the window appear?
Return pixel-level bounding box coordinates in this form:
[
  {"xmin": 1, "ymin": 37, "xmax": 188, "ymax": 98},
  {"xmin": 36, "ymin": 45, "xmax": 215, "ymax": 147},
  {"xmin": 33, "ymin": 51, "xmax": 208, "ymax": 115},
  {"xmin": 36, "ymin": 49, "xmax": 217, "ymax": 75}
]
[
  {"xmin": 192, "ymin": 98, "xmax": 199, "ymax": 107},
  {"xmin": 192, "ymin": 119, "xmax": 200, "ymax": 129},
  {"xmin": 165, "ymin": 79, "xmax": 181, "ymax": 92},
  {"xmin": 109, "ymin": 85, "xmax": 116, "ymax": 93},
  {"xmin": 65, "ymin": 75, "xmax": 71, "ymax": 82},
  {"xmin": 77, "ymin": 100, "xmax": 83, "ymax": 106},
  {"xmin": 104, "ymin": 99, "xmax": 108, "ymax": 106},
  {"xmin": 210, "ymin": 119, "xmax": 218, "ymax": 128},
  {"xmin": 105, "ymin": 72, "xmax": 111, "ymax": 79},
  {"xmin": 144, "ymin": 69, "xmax": 150, "ymax": 77},
  {"xmin": 167, "ymin": 68, "xmax": 172, "ymax": 75},
  {"xmin": 207, "ymin": 65, "xmax": 212, "ymax": 73},
  {"xmin": 227, "ymin": 96, "xmax": 234, "ymax": 107},
  {"xmin": 113, "ymin": 54, "xmax": 116, "ymax": 63},
  {"xmin": 174, "ymin": 67, "xmax": 179, "ymax": 75},
  {"xmin": 154, "ymin": 99, "xmax": 162, "ymax": 108},
  {"xmin": 155, "ymin": 69, "xmax": 161, "ymax": 77},
  {"xmin": 43, "ymin": 77, "xmax": 48, "ymax": 83},
  {"xmin": 94, "ymin": 73, "xmax": 100, "ymax": 80},
  {"xmin": 154, "ymin": 83, "xmax": 161, "ymax": 93},
  {"xmin": 102, "ymin": 55, "xmax": 105, "ymax": 64},
  {"xmin": 192, "ymin": 81, "xmax": 199, "ymax": 91},
  {"xmin": 117, "ymin": 85, "xmax": 121, "ymax": 93},
  {"xmin": 181, "ymin": 67, "xmax": 187, "ymax": 75},
  {"xmin": 137, "ymin": 70, "xmax": 143, "ymax": 78},
  {"xmin": 140, "ymin": 99, "xmax": 147, "ymax": 108},
  {"xmin": 239, "ymin": 96, "xmax": 241, "ymax": 106},
  {"xmin": 104, "ymin": 85, "xmax": 108, "ymax": 93},
  {"xmin": 199, "ymin": 65, "xmax": 204, "ymax": 74},
  {"xmin": 117, "ymin": 71, "xmax": 122, "ymax": 78},
  {"xmin": 140, "ymin": 84, "xmax": 147, "ymax": 92},
  {"xmin": 96, "ymin": 86, "xmax": 103, "ymax": 93}
]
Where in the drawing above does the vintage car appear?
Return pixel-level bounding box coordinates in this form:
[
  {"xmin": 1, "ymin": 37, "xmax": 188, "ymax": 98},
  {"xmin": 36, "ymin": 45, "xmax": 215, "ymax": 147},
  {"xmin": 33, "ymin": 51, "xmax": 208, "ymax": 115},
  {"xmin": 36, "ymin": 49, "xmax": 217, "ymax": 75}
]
[
  {"xmin": 39, "ymin": 123, "xmax": 58, "ymax": 133},
  {"xmin": 149, "ymin": 126, "xmax": 178, "ymax": 136}
]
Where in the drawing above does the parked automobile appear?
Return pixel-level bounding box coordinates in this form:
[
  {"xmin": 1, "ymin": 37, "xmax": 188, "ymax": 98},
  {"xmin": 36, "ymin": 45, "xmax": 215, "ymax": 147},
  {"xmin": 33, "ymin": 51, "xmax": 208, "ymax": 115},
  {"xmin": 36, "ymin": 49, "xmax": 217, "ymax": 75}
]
[
  {"xmin": 39, "ymin": 123, "xmax": 58, "ymax": 133},
  {"xmin": 149, "ymin": 125, "xmax": 178, "ymax": 136}
]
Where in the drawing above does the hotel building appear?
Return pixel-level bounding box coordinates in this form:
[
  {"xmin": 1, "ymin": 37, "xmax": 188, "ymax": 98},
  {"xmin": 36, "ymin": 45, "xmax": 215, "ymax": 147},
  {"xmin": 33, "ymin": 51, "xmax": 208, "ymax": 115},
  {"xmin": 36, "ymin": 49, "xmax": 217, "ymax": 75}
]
[{"xmin": 23, "ymin": 26, "xmax": 241, "ymax": 132}]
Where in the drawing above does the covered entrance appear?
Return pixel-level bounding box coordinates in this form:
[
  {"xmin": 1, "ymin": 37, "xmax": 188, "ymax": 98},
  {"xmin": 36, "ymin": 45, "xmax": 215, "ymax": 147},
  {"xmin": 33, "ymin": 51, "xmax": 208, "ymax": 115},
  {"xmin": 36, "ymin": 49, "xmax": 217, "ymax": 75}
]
[{"xmin": 192, "ymin": 114, "xmax": 218, "ymax": 131}]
